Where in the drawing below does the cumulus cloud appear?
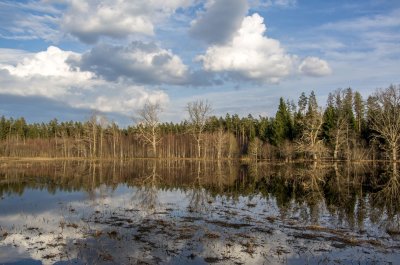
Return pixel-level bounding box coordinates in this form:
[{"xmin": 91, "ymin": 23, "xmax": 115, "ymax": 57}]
[
  {"xmin": 189, "ymin": 0, "xmax": 248, "ymax": 44},
  {"xmin": 298, "ymin": 57, "xmax": 332, "ymax": 77},
  {"xmin": 0, "ymin": 46, "xmax": 94, "ymax": 97},
  {"xmin": 60, "ymin": 0, "xmax": 194, "ymax": 43},
  {"xmin": 197, "ymin": 13, "xmax": 332, "ymax": 82},
  {"xmin": 2, "ymin": 46, "xmax": 92, "ymax": 80},
  {"xmin": 0, "ymin": 46, "xmax": 169, "ymax": 116},
  {"xmin": 197, "ymin": 13, "xmax": 295, "ymax": 83},
  {"xmin": 76, "ymin": 42, "xmax": 188, "ymax": 85}
]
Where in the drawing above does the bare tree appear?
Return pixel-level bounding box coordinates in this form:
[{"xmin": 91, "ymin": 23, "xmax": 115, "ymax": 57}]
[
  {"xmin": 110, "ymin": 122, "xmax": 120, "ymax": 159},
  {"xmin": 186, "ymin": 100, "xmax": 212, "ymax": 158},
  {"xmin": 368, "ymin": 85, "xmax": 400, "ymax": 162},
  {"xmin": 213, "ymin": 127, "xmax": 228, "ymax": 160},
  {"xmin": 329, "ymin": 89, "xmax": 353, "ymax": 160},
  {"xmin": 248, "ymin": 137, "xmax": 263, "ymax": 160},
  {"xmin": 296, "ymin": 115, "xmax": 325, "ymax": 161},
  {"xmin": 332, "ymin": 117, "xmax": 348, "ymax": 160},
  {"xmin": 296, "ymin": 92, "xmax": 325, "ymax": 161},
  {"xmin": 136, "ymin": 101, "xmax": 163, "ymax": 157},
  {"xmin": 84, "ymin": 111, "xmax": 109, "ymax": 158},
  {"xmin": 98, "ymin": 115, "xmax": 109, "ymax": 158},
  {"xmin": 85, "ymin": 111, "xmax": 100, "ymax": 158}
]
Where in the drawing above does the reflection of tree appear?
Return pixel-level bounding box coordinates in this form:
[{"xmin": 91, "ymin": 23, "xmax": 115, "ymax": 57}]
[
  {"xmin": 214, "ymin": 160, "xmax": 226, "ymax": 193},
  {"xmin": 322, "ymin": 162, "xmax": 376, "ymax": 230},
  {"xmin": 84, "ymin": 161, "xmax": 116, "ymax": 203},
  {"xmin": 298, "ymin": 163, "xmax": 325, "ymax": 193},
  {"xmin": 378, "ymin": 173, "xmax": 400, "ymax": 204},
  {"xmin": 3, "ymin": 159, "xmax": 400, "ymax": 234},
  {"xmin": 132, "ymin": 162, "xmax": 159, "ymax": 213},
  {"xmin": 371, "ymin": 162, "xmax": 400, "ymax": 230},
  {"xmin": 248, "ymin": 161, "xmax": 259, "ymax": 183},
  {"xmin": 187, "ymin": 161, "xmax": 211, "ymax": 213},
  {"xmin": 296, "ymin": 162, "xmax": 326, "ymax": 224}
]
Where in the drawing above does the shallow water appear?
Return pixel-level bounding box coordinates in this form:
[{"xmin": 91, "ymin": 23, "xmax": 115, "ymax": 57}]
[{"xmin": 0, "ymin": 160, "xmax": 399, "ymax": 264}]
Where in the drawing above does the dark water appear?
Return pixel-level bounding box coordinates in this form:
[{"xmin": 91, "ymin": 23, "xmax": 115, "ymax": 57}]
[{"xmin": 0, "ymin": 160, "xmax": 399, "ymax": 265}]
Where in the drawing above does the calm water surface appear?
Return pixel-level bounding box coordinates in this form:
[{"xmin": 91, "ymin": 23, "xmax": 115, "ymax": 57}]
[{"xmin": 0, "ymin": 160, "xmax": 399, "ymax": 264}]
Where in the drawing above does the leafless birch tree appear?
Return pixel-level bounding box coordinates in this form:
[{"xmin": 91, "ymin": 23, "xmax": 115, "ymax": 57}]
[
  {"xmin": 136, "ymin": 101, "xmax": 163, "ymax": 157},
  {"xmin": 186, "ymin": 100, "xmax": 212, "ymax": 158}
]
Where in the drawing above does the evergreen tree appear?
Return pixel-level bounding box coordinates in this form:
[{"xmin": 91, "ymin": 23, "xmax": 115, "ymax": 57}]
[
  {"xmin": 294, "ymin": 92, "xmax": 308, "ymax": 139},
  {"xmin": 257, "ymin": 116, "xmax": 269, "ymax": 142},
  {"xmin": 0, "ymin": 116, "xmax": 7, "ymax": 140},
  {"xmin": 353, "ymin": 91, "xmax": 365, "ymax": 135},
  {"xmin": 271, "ymin": 98, "xmax": 293, "ymax": 146}
]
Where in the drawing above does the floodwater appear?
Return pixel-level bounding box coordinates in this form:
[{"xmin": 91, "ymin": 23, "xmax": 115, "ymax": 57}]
[{"xmin": 0, "ymin": 160, "xmax": 399, "ymax": 265}]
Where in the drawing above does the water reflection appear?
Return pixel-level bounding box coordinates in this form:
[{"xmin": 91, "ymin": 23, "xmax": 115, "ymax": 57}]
[
  {"xmin": 0, "ymin": 160, "xmax": 399, "ymax": 264},
  {"xmin": 133, "ymin": 161, "xmax": 160, "ymax": 213},
  {"xmin": 370, "ymin": 162, "xmax": 400, "ymax": 234},
  {"xmin": 187, "ymin": 161, "xmax": 212, "ymax": 213}
]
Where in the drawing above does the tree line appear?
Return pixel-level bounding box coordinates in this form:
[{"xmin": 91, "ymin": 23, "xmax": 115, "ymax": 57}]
[{"xmin": 0, "ymin": 85, "xmax": 399, "ymax": 161}]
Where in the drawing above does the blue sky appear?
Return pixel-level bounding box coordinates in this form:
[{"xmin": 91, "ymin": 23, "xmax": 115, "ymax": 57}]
[{"xmin": 0, "ymin": 0, "xmax": 399, "ymax": 125}]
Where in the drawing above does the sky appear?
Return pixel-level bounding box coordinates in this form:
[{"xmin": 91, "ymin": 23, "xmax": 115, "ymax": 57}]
[{"xmin": 0, "ymin": 0, "xmax": 399, "ymax": 125}]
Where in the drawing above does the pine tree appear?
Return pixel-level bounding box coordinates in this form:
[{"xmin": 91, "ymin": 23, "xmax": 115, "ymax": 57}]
[
  {"xmin": 353, "ymin": 91, "xmax": 365, "ymax": 135},
  {"xmin": 272, "ymin": 98, "xmax": 293, "ymax": 146}
]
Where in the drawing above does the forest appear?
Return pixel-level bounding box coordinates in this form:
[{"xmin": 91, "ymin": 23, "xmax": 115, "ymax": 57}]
[{"xmin": 0, "ymin": 85, "xmax": 399, "ymax": 161}]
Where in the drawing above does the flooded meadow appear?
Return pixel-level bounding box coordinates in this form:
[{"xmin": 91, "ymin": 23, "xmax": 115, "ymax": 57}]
[{"xmin": 0, "ymin": 160, "xmax": 399, "ymax": 264}]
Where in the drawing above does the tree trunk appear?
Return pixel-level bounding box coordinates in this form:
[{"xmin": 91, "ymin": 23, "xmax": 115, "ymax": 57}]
[
  {"xmin": 152, "ymin": 140, "xmax": 157, "ymax": 158},
  {"xmin": 113, "ymin": 133, "xmax": 116, "ymax": 158},
  {"xmin": 392, "ymin": 145, "xmax": 397, "ymax": 162},
  {"xmin": 197, "ymin": 138, "xmax": 201, "ymax": 158},
  {"xmin": 100, "ymin": 128, "xmax": 103, "ymax": 158}
]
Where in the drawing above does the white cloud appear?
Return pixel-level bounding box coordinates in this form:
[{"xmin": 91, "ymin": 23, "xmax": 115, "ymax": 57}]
[
  {"xmin": 75, "ymin": 85, "xmax": 169, "ymax": 114},
  {"xmin": 197, "ymin": 13, "xmax": 295, "ymax": 83},
  {"xmin": 60, "ymin": 0, "xmax": 195, "ymax": 43},
  {"xmin": 0, "ymin": 46, "xmax": 169, "ymax": 115},
  {"xmin": 0, "ymin": 49, "xmax": 35, "ymax": 65},
  {"xmin": 196, "ymin": 13, "xmax": 332, "ymax": 83},
  {"xmin": 0, "ymin": 46, "xmax": 94, "ymax": 98},
  {"xmin": 77, "ymin": 42, "xmax": 188, "ymax": 85},
  {"xmin": 2, "ymin": 46, "xmax": 92, "ymax": 80},
  {"xmin": 298, "ymin": 57, "xmax": 332, "ymax": 77}
]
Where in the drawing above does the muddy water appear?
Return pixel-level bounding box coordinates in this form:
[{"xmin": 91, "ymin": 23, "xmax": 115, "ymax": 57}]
[{"xmin": 0, "ymin": 160, "xmax": 399, "ymax": 264}]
